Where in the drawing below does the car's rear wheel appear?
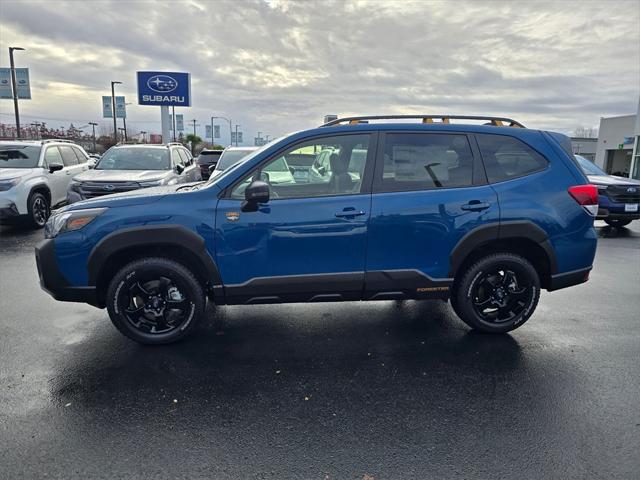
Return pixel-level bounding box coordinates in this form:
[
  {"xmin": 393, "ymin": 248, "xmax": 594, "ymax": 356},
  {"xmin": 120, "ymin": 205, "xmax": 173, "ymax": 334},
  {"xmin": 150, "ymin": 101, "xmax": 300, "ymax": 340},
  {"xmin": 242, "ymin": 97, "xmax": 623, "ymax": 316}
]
[
  {"xmin": 604, "ymin": 218, "xmax": 632, "ymax": 227},
  {"xmin": 26, "ymin": 191, "xmax": 50, "ymax": 229},
  {"xmin": 106, "ymin": 257, "xmax": 206, "ymax": 344},
  {"xmin": 452, "ymin": 253, "xmax": 540, "ymax": 333}
]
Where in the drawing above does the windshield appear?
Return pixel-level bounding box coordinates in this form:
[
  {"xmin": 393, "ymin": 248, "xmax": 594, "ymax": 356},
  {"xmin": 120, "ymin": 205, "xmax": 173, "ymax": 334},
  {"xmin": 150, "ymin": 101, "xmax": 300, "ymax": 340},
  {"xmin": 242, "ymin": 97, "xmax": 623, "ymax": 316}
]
[
  {"xmin": 96, "ymin": 147, "xmax": 170, "ymax": 171},
  {"xmin": 0, "ymin": 145, "xmax": 41, "ymax": 168},
  {"xmin": 216, "ymin": 150, "xmax": 255, "ymax": 171},
  {"xmin": 576, "ymin": 155, "xmax": 606, "ymax": 176}
]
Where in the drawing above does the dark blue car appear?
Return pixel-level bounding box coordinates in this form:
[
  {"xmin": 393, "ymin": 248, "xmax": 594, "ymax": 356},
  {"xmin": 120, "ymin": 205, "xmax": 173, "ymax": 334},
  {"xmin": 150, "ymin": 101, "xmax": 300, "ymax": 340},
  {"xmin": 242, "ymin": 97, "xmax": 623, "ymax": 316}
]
[
  {"xmin": 575, "ymin": 155, "xmax": 640, "ymax": 227},
  {"xmin": 35, "ymin": 115, "xmax": 599, "ymax": 344}
]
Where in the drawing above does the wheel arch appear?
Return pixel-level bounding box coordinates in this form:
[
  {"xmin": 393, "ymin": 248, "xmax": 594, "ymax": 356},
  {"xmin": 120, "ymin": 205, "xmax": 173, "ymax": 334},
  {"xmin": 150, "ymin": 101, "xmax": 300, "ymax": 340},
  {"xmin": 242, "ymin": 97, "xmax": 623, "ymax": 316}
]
[
  {"xmin": 87, "ymin": 225, "xmax": 221, "ymax": 305},
  {"xmin": 28, "ymin": 183, "xmax": 52, "ymax": 205},
  {"xmin": 450, "ymin": 221, "xmax": 557, "ymax": 289}
]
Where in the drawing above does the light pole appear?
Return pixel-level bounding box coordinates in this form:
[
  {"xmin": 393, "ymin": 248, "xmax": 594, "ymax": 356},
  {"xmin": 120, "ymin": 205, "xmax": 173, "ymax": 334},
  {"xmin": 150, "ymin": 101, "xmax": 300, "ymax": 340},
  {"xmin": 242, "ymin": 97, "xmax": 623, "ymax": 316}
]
[
  {"xmin": 9, "ymin": 47, "xmax": 25, "ymax": 139},
  {"xmin": 191, "ymin": 119, "xmax": 197, "ymax": 136},
  {"xmin": 212, "ymin": 116, "xmax": 232, "ymax": 147},
  {"xmin": 89, "ymin": 122, "xmax": 98, "ymax": 152},
  {"xmin": 110, "ymin": 81, "xmax": 122, "ymax": 141},
  {"xmin": 234, "ymin": 124, "xmax": 241, "ymax": 146},
  {"xmin": 123, "ymin": 102, "xmax": 132, "ymax": 142}
]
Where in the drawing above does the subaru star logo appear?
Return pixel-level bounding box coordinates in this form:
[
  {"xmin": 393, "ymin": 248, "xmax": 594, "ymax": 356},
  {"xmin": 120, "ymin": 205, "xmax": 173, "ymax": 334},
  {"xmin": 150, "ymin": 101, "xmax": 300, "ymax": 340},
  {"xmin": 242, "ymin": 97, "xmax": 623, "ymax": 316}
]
[
  {"xmin": 103, "ymin": 184, "xmax": 115, "ymax": 191},
  {"xmin": 147, "ymin": 75, "xmax": 178, "ymax": 93},
  {"xmin": 627, "ymin": 187, "xmax": 637, "ymax": 193}
]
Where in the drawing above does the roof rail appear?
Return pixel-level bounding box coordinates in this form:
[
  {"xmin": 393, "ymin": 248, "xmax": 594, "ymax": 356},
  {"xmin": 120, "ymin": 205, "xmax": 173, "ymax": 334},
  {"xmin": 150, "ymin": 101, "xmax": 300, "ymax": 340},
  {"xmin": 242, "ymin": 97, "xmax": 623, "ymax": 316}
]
[
  {"xmin": 41, "ymin": 138, "xmax": 76, "ymax": 144},
  {"xmin": 165, "ymin": 142, "xmax": 184, "ymax": 147},
  {"xmin": 321, "ymin": 115, "xmax": 526, "ymax": 128}
]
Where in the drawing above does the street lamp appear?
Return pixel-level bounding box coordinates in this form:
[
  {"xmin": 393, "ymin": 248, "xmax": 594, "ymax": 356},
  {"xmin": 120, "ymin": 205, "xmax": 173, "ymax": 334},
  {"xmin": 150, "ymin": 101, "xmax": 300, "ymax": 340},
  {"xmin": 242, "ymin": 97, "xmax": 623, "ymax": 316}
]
[
  {"xmin": 88, "ymin": 122, "xmax": 98, "ymax": 152},
  {"xmin": 9, "ymin": 47, "xmax": 25, "ymax": 139},
  {"xmin": 234, "ymin": 124, "xmax": 241, "ymax": 146},
  {"xmin": 110, "ymin": 81, "xmax": 122, "ymax": 141},
  {"xmin": 211, "ymin": 116, "xmax": 233, "ymax": 146}
]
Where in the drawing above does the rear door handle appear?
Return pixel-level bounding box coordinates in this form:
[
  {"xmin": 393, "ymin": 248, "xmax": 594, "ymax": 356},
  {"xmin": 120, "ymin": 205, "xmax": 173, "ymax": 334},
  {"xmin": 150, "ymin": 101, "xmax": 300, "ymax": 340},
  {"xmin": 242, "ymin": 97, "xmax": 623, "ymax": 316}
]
[
  {"xmin": 461, "ymin": 201, "xmax": 491, "ymax": 211},
  {"xmin": 335, "ymin": 208, "xmax": 366, "ymax": 218}
]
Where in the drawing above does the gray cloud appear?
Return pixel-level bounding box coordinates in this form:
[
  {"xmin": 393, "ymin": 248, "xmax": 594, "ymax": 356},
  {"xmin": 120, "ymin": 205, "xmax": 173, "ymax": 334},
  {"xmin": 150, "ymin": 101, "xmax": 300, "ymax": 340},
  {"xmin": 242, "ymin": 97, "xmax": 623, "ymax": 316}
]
[{"xmin": 1, "ymin": 0, "xmax": 638, "ymax": 141}]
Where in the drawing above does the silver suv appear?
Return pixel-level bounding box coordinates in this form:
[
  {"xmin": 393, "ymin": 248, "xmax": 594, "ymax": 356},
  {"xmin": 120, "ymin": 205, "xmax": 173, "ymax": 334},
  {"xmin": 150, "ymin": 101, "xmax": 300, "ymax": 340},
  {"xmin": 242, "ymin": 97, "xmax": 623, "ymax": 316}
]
[
  {"xmin": 67, "ymin": 143, "xmax": 200, "ymax": 203},
  {"xmin": 0, "ymin": 139, "xmax": 93, "ymax": 228}
]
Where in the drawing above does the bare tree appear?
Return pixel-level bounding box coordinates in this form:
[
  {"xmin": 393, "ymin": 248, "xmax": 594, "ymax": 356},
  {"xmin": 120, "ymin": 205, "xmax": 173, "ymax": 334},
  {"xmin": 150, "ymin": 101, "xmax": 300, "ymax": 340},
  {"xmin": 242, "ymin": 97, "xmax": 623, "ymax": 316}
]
[{"xmin": 573, "ymin": 126, "xmax": 598, "ymax": 138}]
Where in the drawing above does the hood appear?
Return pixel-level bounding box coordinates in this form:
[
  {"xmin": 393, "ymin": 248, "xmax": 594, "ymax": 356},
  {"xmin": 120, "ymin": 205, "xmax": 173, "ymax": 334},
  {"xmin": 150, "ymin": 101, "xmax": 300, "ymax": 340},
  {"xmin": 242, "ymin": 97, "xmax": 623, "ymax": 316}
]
[
  {"xmin": 73, "ymin": 169, "xmax": 170, "ymax": 183},
  {"xmin": 587, "ymin": 174, "xmax": 640, "ymax": 186},
  {"xmin": 63, "ymin": 181, "xmax": 220, "ymax": 211},
  {"xmin": 0, "ymin": 168, "xmax": 36, "ymax": 180}
]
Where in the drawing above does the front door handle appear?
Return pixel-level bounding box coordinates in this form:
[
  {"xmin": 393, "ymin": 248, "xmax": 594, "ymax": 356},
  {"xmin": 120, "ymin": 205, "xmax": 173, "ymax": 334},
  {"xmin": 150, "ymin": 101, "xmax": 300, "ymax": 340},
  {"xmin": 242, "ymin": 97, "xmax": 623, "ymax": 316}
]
[
  {"xmin": 461, "ymin": 201, "xmax": 491, "ymax": 211},
  {"xmin": 335, "ymin": 208, "xmax": 366, "ymax": 218}
]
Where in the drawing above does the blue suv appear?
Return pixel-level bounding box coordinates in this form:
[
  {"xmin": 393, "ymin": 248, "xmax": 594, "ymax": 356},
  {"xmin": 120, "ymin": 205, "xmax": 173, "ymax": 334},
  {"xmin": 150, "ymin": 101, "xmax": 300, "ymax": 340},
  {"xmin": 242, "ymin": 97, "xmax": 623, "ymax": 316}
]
[{"xmin": 35, "ymin": 115, "xmax": 599, "ymax": 344}]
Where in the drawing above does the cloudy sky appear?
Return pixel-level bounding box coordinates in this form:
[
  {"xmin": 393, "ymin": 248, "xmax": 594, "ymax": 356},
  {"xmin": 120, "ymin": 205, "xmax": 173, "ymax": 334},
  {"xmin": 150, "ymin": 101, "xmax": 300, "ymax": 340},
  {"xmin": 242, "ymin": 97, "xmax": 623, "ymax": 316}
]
[{"xmin": 1, "ymin": 0, "xmax": 638, "ymax": 143}]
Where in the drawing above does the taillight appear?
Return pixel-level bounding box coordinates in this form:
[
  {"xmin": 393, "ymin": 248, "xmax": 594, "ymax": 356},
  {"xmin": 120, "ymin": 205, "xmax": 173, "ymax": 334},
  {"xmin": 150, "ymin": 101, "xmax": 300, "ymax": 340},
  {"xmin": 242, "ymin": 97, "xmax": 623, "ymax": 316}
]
[{"xmin": 568, "ymin": 184, "xmax": 598, "ymax": 216}]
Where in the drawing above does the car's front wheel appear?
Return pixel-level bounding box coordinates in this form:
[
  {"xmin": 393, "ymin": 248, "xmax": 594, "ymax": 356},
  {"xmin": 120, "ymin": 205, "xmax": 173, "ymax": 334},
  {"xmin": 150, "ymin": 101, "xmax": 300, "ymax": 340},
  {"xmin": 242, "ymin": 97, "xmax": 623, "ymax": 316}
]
[
  {"xmin": 106, "ymin": 257, "xmax": 206, "ymax": 344},
  {"xmin": 452, "ymin": 253, "xmax": 540, "ymax": 333},
  {"xmin": 27, "ymin": 191, "xmax": 50, "ymax": 229},
  {"xmin": 604, "ymin": 218, "xmax": 632, "ymax": 228}
]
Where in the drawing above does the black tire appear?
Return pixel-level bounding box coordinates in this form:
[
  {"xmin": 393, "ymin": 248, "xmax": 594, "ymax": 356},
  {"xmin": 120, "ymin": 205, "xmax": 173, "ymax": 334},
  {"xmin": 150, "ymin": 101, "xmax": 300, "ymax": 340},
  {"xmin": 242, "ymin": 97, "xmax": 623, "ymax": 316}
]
[
  {"xmin": 452, "ymin": 253, "xmax": 540, "ymax": 333},
  {"xmin": 106, "ymin": 257, "xmax": 206, "ymax": 345},
  {"xmin": 604, "ymin": 218, "xmax": 632, "ymax": 228},
  {"xmin": 26, "ymin": 191, "xmax": 50, "ymax": 229}
]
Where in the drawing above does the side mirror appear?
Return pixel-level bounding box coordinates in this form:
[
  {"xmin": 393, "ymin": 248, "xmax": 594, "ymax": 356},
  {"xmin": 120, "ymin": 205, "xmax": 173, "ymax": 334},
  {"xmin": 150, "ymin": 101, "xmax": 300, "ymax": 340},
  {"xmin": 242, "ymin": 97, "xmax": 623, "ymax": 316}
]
[
  {"xmin": 259, "ymin": 171, "xmax": 270, "ymax": 183},
  {"xmin": 242, "ymin": 180, "xmax": 270, "ymax": 212},
  {"xmin": 49, "ymin": 163, "xmax": 63, "ymax": 173},
  {"xmin": 318, "ymin": 166, "xmax": 326, "ymax": 176},
  {"xmin": 175, "ymin": 164, "xmax": 185, "ymax": 174},
  {"xmin": 208, "ymin": 164, "xmax": 216, "ymax": 173}
]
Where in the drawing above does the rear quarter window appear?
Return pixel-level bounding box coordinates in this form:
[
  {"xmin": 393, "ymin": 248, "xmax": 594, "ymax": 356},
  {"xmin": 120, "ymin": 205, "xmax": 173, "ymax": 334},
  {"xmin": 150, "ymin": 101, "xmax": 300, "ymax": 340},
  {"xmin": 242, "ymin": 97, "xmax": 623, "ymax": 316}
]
[{"xmin": 476, "ymin": 134, "xmax": 548, "ymax": 183}]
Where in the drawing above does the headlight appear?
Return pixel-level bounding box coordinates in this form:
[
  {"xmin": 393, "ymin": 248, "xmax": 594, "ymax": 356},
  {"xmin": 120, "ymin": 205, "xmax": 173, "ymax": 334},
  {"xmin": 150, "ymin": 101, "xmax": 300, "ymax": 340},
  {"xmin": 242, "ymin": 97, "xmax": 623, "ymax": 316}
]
[
  {"xmin": 139, "ymin": 180, "xmax": 164, "ymax": 187},
  {"xmin": 595, "ymin": 185, "xmax": 608, "ymax": 191},
  {"xmin": 0, "ymin": 177, "xmax": 22, "ymax": 191},
  {"xmin": 44, "ymin": 207, "xmax": 108, "ymax": 239}
]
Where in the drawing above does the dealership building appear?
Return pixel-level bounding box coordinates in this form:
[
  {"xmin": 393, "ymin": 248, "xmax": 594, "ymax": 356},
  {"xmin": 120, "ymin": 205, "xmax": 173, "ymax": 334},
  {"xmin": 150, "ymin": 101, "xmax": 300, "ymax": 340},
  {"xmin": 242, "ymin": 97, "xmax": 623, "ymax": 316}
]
[{"xmin": 594, "ymin": 98, "xmax": 640, "ymax": 179}]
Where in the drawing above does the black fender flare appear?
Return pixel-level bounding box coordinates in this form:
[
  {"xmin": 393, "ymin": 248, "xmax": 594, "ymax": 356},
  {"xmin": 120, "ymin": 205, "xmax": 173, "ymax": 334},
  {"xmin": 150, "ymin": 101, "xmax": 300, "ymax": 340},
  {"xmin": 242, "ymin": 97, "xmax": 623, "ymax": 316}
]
[
  {"xmin": 28, "ymin": 183, "xmax": 52, "ymax": 203},
  {"xmin": 86, "ymin": 224, "xmax": 221, "ymax": 286},
  {"xmin": 449, "ymin": 220, "xmax": 557, "ymax": 277}
]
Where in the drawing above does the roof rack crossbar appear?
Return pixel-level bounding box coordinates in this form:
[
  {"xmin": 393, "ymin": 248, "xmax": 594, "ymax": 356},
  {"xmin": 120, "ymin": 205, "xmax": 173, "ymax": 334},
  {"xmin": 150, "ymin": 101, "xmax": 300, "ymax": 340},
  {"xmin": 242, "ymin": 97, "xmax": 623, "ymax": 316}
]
[
  {"xmin": 322, "ymin": 115, "xmax": 525, "ymax": 128},
  {"xmin": 41, "ymin": 139, "xmax": 75, "ymax": 144}
]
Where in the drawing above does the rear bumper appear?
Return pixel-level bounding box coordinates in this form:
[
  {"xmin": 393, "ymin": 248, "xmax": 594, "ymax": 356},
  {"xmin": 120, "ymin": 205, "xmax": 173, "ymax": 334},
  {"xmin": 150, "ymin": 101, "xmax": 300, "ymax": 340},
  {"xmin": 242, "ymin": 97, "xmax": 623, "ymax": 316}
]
[
  {"xmin": 35, "ymin": 239, "xmax": 101, "ymax": 307},
  {"xmin": 548, "ymin": 267, "xmax": 592, "ymax": 292}
]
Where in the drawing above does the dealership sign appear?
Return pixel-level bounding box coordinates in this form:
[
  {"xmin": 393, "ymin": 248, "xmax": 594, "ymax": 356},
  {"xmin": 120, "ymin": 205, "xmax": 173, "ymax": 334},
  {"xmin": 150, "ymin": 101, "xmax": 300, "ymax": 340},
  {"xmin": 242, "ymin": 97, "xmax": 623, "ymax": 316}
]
[
  {"xmin": 136, "ymin": 71, "xmax": 191, "ymax": 106},
  {"xmin": 102, "ymin": 96, "xmax": 127, "ymax": 118},
  {"xmin": 0, "ymin": 68, "xmax": 31, "ymax": 99}
]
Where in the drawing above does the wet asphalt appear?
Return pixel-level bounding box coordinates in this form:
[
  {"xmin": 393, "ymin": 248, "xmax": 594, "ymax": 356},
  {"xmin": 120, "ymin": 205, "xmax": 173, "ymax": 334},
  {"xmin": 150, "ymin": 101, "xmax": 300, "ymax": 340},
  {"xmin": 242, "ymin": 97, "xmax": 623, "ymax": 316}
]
[{"xmin": 0, "ymin": 221, "xmax": 639, "ymax": 479}]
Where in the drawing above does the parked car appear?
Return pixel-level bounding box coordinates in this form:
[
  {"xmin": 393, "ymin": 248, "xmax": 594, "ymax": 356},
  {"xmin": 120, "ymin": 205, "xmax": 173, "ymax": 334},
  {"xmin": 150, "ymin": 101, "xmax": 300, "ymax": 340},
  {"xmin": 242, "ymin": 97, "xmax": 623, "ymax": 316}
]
[
  {"xmin": 0, "ymin": 139, "xmax": 92, "ymax": 228},
  {"xmin": 196, "ymin": 148, "xmax": 223, "ymax": 180},
  {"xmin": 36, "ymin": 114, "xmax": 598, "ymax": 345},
  {"xmin": 209, "ymin": 146, "xmax": 258, "ymax": 178},
  {"xmin": 67, "ymin": 143, "xmax": 200, "ymax": 203},
  {"xmin": 575, "ymin": 154, "xmax": 640, "ymax": 227}
]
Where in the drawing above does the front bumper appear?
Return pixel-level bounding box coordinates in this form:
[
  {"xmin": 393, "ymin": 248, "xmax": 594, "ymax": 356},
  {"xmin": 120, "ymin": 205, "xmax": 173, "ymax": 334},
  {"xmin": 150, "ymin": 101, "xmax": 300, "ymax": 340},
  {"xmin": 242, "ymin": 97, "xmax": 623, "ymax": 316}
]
[
  {"xmin": 0, "ymin": 203, "xmax": 22, "ymax": 223},
  {"xmin": 35, "ymin": 239, "xmax": 101, "ymax": 307}
]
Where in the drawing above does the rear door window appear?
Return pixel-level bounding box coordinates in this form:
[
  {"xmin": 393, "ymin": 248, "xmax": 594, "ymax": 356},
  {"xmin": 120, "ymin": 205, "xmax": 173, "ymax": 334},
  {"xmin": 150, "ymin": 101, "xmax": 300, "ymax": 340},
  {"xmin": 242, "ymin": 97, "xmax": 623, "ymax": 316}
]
[
  {"xmin": 59, "ymin": 146, "xmax": 79, "ymax": 166},
  {"xmin": 375, "ymin": 133, "xmax": 474, "ymax": 193},
  {"xmin": 72, "ymin": 146, "xmax": 88, "ymax": 164},
  {"xmin": 476, "ymin": 134, "xmax": 548, "ymax": 183},
  {"xmin": 171, "ymin": 149, "xmax": 184, "ymax": 167}
]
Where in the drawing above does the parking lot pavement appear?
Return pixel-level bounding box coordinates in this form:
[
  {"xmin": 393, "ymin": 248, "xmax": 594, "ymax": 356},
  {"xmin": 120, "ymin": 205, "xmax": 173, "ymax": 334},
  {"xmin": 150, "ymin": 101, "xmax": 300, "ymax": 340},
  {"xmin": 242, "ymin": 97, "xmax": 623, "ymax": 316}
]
[{"xmin": 0, "ymin": 221, "xmax": 638, "ymax": 479}]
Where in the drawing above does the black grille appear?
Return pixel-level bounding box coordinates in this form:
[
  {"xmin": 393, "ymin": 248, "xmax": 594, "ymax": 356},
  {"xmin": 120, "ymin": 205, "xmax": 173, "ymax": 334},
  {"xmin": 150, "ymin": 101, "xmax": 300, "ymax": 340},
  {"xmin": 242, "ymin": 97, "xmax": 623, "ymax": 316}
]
[
  {"xmin": 603, "ymin": 185, "xmax": 640, "ymax": 204},
  {"xmin": 79, "ymin": 181, "xmax": 141, "ymax": 199}
]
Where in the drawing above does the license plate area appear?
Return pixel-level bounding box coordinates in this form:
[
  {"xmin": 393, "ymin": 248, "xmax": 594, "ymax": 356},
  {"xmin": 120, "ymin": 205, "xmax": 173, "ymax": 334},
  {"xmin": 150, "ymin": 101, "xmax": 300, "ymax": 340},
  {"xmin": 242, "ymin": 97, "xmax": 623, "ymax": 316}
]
[{"xmin": 624, "ymin": 204, "xmax": 638, "ymax": 212}]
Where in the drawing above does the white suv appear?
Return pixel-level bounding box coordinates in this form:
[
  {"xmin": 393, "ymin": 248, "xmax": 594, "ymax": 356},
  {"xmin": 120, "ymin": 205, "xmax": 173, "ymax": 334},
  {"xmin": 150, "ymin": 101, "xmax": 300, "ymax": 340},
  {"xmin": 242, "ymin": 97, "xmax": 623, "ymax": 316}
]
[{"xmin": 0, "ymin": 140, "xmax": 93, "ymax": 228}]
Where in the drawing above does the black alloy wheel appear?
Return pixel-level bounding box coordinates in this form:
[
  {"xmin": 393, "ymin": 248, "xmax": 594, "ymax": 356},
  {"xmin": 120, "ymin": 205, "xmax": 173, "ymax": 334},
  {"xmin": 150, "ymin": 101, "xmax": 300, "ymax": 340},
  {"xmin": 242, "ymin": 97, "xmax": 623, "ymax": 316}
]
[
  {"xmin": 452, "ymin": 253, "xmax": 540, "ymax": 333},
  {"xmin": 28, "ymin": 192, "xmax": 50, "ymax": 229},
  {"xmin": 106, "ymin": 258, "xmax": 206, "ymax": 344}
]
